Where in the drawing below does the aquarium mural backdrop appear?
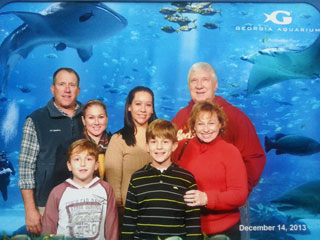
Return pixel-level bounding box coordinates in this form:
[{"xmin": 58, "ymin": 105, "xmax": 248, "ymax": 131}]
[{"xmin": 0, "ymin": 0, "xmax": 320, "ymax": 239}]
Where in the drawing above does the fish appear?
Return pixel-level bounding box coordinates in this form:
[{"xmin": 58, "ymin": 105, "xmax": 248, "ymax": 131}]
[
  {"xmin": 203, "ymin": 22, "xmax": 219, "ymax": 29},
  {"xmin": 161, "ymin": 26, "xmax": 177, "ymax": 33},
  {"xmin": 0, "ymin": 2, "xmax": 127, "ymax": 94},
  {"xmin": 17, "ymin": 85, "xmax": 31, "ymax": 93},
  {"xmin": 192, "ymin": 2, "xmax": 212, "ymax": 9},
  {"xmin": 109, "ymin": 88, "xmax": 120, "ymax": 94},
  {"xmin": 300, "ymin": 14, "xmax": 312, "ymax": 19},
  {"xmin": 159, "ymin": 7, "xmax": 177, "ymax": 15},
  {"xmin": 271, "ymin": 180, "xmax": 320, "ymax": 220},
  {"xmin": 165, "ymin": 14, "xmax": 195, "ymax": 26},
  {"xmin": 241, "ymin": 34, "xmax": 320, "ymax": 95},
  {"xmin": 264, "ymin": 133, "xmax": 320, "ymax": 156},
  {"xmin": 197, "ymin": 8, "xmax": 221, "ymax": 16},
  {"xmin": 103, "ymin": 83, "xmax": 112, "ymax": 89},
  {"xmin": 79, "ymin": 11, "xmax": 93, "ymax": 22},
  {"xmin": 176, "ymin": 4, "xmax": 218, "ymax": 15},
  {"xmin": 177, "ymin": 24, "xmax": 197, "ymax": 32},
  {"xmin": 54, "ymin": 42, "xmax": 67, "ymax": 51},
  {"xmin": 176, "ymin": 6, "xmax": 196, "ymax": 14},
  {"xmin": 171, "ymin": 2, "xmax": 190, "ymax": 8},
  {"xmin": 274, "ymin": 100, "xmax": 293, "ymax": 106}
]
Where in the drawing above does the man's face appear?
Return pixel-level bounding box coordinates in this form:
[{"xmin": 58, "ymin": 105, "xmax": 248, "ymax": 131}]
[
  {"xmin": 51, "ymin": 70, "xmax": 80, "ymax": 111},
  {"xmin": 188, "ymin": 69, "xmax": 218, "ymax": 103}
]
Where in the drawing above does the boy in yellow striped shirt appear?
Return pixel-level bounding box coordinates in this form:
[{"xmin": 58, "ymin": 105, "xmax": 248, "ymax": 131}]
[{"xmin": 121, "ymin": 119, "xmax": 202, "ymax": 240}]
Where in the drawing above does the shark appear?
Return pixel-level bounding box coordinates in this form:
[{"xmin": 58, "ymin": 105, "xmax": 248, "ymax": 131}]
[
  {"xmin": 241, "ymin": 34, "xmax": 320, "ymax": 95},
  {"xmin": 0, "ymin": 2, "xmax": 128, "ymax": 94},
  {"xmin": 271, "ymin": 180, "xmax": 320, "ymax": 220}
]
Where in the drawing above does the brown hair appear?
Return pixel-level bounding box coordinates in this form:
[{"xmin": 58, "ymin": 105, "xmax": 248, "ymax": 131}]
[
  {"xmin": 119, "ymin": 86, "xmax": 157, "ymax": 146},
  {"xmin": 53, "ymin": 67, "xmax": 80, "ymax": 86},
  {"xmin": 68, "ymin": 139, "xmax": 99, "ymax": 162},
  {"xmin": 188, "ymin": 101, "xmax": 227, "ymax": 137},
  {"xmin": 83, "ymin": 99, "xmax": 108, "ymax": 117},
  {"xmin": 146, "ymin": 119, "xmax": 177, "ymax": 143}
]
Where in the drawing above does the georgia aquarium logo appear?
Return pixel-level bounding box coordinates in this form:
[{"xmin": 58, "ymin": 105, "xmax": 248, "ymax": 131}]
[
  {"xmin": 264, "ymin": 11, "xmax": 292, "ymax": 25},
  {"xmin": 235, "ymin": 9, "xmax": 319, "ymax": 32}
]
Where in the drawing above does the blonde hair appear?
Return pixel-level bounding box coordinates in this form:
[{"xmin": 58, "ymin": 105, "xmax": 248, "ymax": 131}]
[
  {"xmin": 146, "ymin": 119, "xmax": 177, "ymax": 143},
  {"xmin": 83, "ymin": 99, "xmax": 108, "ymax": 117}
]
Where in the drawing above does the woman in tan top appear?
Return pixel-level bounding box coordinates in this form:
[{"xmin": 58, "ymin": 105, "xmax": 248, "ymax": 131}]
[{"xmin": 105, "ymin": 86, "xmax": 157, "ymax": 221}]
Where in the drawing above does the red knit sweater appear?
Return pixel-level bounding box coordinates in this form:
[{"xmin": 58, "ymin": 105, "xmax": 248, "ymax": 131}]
[
  {"xmin": 172, "ymin": 96, "xmax": 266, "ymax": 193},
  {"xmin": 172, "ymin": 136, "xmax": 248, "ymax": 234}
]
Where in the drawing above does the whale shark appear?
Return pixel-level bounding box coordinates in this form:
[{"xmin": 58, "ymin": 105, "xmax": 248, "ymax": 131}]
[
  {"xmin": 241, "ymin": 34, "xmax": 320, "ymax": 95},
  {"xmin": 271, "ymin": 180, "xmax": 320, "ymax": 220},
  {"xmin": 0, "ymin": 2, "xmax": 127, "ymax": 94}
]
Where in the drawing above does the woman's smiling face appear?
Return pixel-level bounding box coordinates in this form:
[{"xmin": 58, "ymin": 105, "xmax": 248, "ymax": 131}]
[
  {"xmin": 194, "ymin": 111, "xmax": 221, "ymax": 143},
  {"xmin": 128, "ymin": 91, "xmax": 154, "ymax": 127},
  {"xmin": 82, "ymin": 104, "xmax": 108, "ymax": 139}
]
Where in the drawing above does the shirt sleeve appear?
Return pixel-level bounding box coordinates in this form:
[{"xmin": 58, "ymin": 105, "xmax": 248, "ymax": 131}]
[
  {"xmin": 18, "ymin": 117, "xmax": 40, "ymax": 189},
  {"xmin": 227, "ymin": 111, "xmax": 266, "ymax": 193},
  {"xmin": 121, "ymin": 179, "xmax": 137, "ymax": 240},
  {"xmin": 105, "ymin": 134, "xmax": 124, "ymax": 206},
  {"xmin": 103, "ymin": 182, "xmax": 119, "ymax": 240},
  {"xmin": 42, "ymin": 188, "xmax": 59, "ymax": 235},
  {"xmin": 185, "ymin": 177, "xmax": 202, "ymax": 240}
]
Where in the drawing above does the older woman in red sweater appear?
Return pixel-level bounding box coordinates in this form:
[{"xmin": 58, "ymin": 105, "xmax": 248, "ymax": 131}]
[{"xmin": 173, "ymin": 101, "xmax": 248, "ymax": 240}]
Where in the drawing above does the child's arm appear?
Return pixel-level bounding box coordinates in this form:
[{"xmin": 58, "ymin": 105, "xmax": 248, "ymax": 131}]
[
  {"xmin": 42, "ymin": 188, "xmax": 60, "ymax": 235},
  {"xmin": 103, "ymin": 182, "xmax": 119, "ymax": 240},
  {"xmin": 185, "ymin": 179, "xmax": 202, "ymax": 239},
  {"xmin": 121, "ymin": 180, "xmax": 138, "ymax": 240}
]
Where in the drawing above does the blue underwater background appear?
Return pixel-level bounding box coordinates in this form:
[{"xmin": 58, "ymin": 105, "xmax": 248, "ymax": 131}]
[{"xmin": 0, "ymin": 1, "xmax": 320, "ymax": 239}]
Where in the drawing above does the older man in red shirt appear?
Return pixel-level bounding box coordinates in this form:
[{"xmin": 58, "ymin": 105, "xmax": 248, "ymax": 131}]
[{"xmin": 172, "ymin": 62, "xmax": 266, "ymax": 240}]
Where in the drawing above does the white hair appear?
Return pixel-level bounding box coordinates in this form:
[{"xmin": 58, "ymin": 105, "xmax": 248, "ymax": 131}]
[{"xmin": 187, "ymin": 62, "xmax": 218, "ymax": 84}]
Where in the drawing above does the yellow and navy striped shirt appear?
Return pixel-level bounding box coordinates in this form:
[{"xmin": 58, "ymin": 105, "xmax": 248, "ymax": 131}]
[{"xmin": 121, "ymin": 163, "xmax": 202, "ymax": 240}]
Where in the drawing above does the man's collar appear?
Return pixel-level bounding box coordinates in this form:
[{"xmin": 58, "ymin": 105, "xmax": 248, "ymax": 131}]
[
  {"xmin": 53, "ymin": 101, "xmax": 80, "ymax": 117},
  {"xmin": 48, "ymin": 98, "xmax": 82, "ymax": 118}
]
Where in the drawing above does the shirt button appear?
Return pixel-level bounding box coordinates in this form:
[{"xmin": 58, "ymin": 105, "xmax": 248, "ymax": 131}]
[{"xmin": 160, "ymin": 180, "xmax": 163, "ymax": 183}]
